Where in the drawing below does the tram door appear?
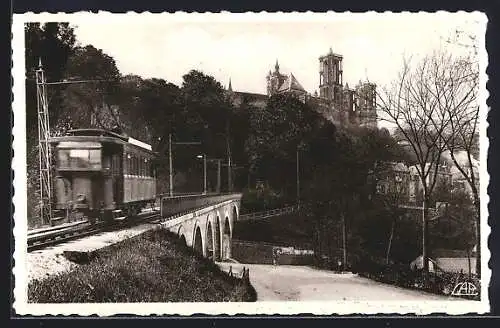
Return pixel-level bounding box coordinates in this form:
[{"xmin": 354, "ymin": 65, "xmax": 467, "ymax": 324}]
[
  {"xmin": 111, "ymin": 152, "xmax": 123, "ymax": 206},
  {"xmin": 91, "ymin": 172, "xmax": 104, "ymax": 210}
]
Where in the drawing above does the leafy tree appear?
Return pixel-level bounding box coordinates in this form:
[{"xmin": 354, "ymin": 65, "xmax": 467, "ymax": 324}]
[
  {"xmin": 246, "ymin": 94, "xmax": 318, "ymax": 195},
  {"xmin": 181, "ymin": 70, "xmax": 230, "ymax": 148},
  {"xmin": 60, "ymin": 45, "xmax": 121, "ymax": 131},
  {"xmin": 25, "ymin": 22, "xmax": 76, "ymax": 139},
  {"xmin": 229, "ymin": 103, "xmax": 252, "ymax": 190},
  {"xmin": 296, "ymin": 125, "xmax": 405, "ymax": 269},
  {"xmin": 118, "ymin": 76, "xmax": 188, "ymax": 192},
  {"xmin": 117, "ymin": 76, "xmax": 185, "ymax": 146},
  {"xmin": 180, "ymin": 70, "xmax": 240, "ymax": 192},
  {"xmin": 428, "ymin": 188, "xmax": 476, "ymax": 252}
]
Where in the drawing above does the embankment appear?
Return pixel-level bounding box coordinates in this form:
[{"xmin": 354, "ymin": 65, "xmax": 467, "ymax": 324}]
[{"xmin": 28, "ymin": 229, "xmax": 256, "ymax": 303}]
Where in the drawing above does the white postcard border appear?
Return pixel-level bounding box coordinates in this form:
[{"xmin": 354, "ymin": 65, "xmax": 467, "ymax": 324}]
[{"xmin": 12, "ymin": 11, "xmax": 491, "ymax": 316}]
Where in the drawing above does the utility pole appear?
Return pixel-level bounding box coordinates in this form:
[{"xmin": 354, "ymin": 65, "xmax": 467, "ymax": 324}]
[
  {"xmin": 217, "ymin": 159, "xmax": 221, "ymax": 194},
  {"xmin": 36, "ymin": 59, "xmax": 53, "ymax": 225},
  {"xmin": 205, "ymin": 158, "xmax": 223, "ymax": 194},
  {"xmin": 227, "ymin": 156, "xmax": 232, "ymax": 192},
  {"xmin": 296, "ymin": 149, "xmax": 300, "ymax": 206},
  {"xmin": 341, "ymin": 210, "xmax": 347, "ymax": 271},
  {"xmin": 226, "ymin": 117, "xmax": 232, "ymax": 192},
  {"xmin": 203, "ymin": 154, "xmax": 207, "ymax": 194},
  {"xmin": 222, "ymin": 162, "xmax": 243, "ymax": 193},
  {"xmin": 422, "ymin": 187, "xmax": 428, "ymax": 275},
  {"xmin": 169, "ymin": 133, "xmax": 173, "ymax": 197}
]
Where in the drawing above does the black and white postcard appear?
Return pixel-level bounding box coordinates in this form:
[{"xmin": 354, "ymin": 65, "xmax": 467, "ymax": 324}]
[{"xmin": 11, "ymin": 11, "xmax": 490, "ymax": 315}]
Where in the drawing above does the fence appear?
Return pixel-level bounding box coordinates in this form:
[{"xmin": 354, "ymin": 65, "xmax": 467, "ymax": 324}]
[
  {"xmin": 231, "ymin": 239, "xmax": 315, "ymax": 265},
  {"xmin": 160, "ymin": 192, "xmax": 241, "ymax": 220},
  {"xmin": 227, "ymin": 265, "xmax": 250, "ymax": 282},
  {"xmin": 398, "ymin": 204, "xmax": 438, "ymax": 218},
  {"xmin": 238, "ymin": 204, "xmax": 300, "ymax": 221}
]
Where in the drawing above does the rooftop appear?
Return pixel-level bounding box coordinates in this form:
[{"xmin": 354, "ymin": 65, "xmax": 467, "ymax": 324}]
[{"xmin": 277, "ymin": 73, "xmax": 306, "ymax": 93}]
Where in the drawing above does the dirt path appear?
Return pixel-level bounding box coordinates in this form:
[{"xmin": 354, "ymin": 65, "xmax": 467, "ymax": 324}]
[{"xmin": 217, "ymin": 262, "xmax": 456, "ymax": 301}]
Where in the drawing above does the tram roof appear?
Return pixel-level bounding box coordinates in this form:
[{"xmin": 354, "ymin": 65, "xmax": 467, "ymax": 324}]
[
  {"xmin": 67, "ymin": 129, "xmax": 129, "ymax": 141},
  {"xmin": 50, "ymin": 129, "xmax": 154, "ymax": 153}
]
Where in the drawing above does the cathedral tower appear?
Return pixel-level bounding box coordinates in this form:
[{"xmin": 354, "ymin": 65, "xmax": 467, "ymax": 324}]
[
  {"xmin": 355, "ymin": 81, "xmax": 378, "ymax": 129},
  {"xmin": 266, "ymin": 59, "xmax": 288, "ymax": 96},
  {"xmin": 319, "ymin": 48, "xmax": 343, "ymax": 105}
]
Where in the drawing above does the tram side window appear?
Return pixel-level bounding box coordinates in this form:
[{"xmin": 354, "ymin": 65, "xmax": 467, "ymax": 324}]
[
  {"xmin": 129, "ymin": 155, "xmax": 133, "ymax": 175},
  {"xmin": 124, "ymin": 152, "xmax": 153, "ymax": 177},
  {"xmin": 134, "ymin": 155, "xmax": 139, "ymax": 176},
  {"xmin": 147, "ymin": 160, "xmax": 154, "ymax": 177},
  {"xmin": 125, "ymin": 153, "xmax": 130, "ymax": 175},
  {"xmin": 139, "ymin": 156, "xmax": 143, "ymax": 177},
  {"xmin": 137, "ymin": 156, "xmax": 140, "ymax": 176},
  {"xmin": 142, "ymin": 157, "xmax": 147, "ymax": 177},
  {"xmin": 132, "ymin": 155, "xmax": 137, "ymax": 176},
  {"xmin": 112, "ymin": 154, "xmax": 120, "ymax": 175},
  {"xmin": 133, "ymin": 156, "xmax": 137, "ymax": 176},
  {"xmin": 129, "ymin": 155, "xmax": 133, "ymax": 176}
]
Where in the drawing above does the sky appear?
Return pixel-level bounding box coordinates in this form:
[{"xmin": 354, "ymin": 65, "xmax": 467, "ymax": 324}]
[{"xmin": 67, "ymin": 12, "xmax": 483, "ymax": 95}]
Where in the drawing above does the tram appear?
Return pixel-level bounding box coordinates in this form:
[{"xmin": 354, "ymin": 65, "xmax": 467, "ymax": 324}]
[{"xmin": 50, "ymin": 129, "xmax": 157, "ymax": 223}]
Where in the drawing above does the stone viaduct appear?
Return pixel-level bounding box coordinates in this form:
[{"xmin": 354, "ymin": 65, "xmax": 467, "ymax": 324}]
[{"xmin": 158, "ymin": 193, "xmax": 241, "ymax": 261}]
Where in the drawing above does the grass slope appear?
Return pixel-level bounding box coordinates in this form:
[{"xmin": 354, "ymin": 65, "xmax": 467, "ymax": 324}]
[{"xmin": 28, "ymin": 229, "xmax": 256, "ymax": 303}]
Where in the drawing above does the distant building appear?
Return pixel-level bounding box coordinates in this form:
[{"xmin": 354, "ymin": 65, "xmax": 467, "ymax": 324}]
[
  {"xmin": 377, "ymin": 161, "xmax": 454, "ymax": 204},
  {"xmin": 431, "ymin": 248, "xmax": 477, "ymax": 275},
  {"xmin": 225, "ymin": 48, "xmax": 378, "ymax": 129},
  {"xmin": 266, "ymin": 60, "xmax": 308, "ymax": 100},
  {"xmin": 449, "ymin": 158, "xmax": 480, "ymax": 199},
  {"xmin": 376, "ymin": 162, "xmax": 411, "ymax": 199},
  {"xmin": 410, "ymin": 255, "xmax": 439, "ymax": 273},
  {"xmin": 407, "ymin": 162, "xmax": 452, "ymax": 202}
]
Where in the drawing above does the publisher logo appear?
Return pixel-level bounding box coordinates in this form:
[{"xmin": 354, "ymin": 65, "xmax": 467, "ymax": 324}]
[{"xmin": 452, "ymin": 281, "xmax": 478, "ymax": 296}]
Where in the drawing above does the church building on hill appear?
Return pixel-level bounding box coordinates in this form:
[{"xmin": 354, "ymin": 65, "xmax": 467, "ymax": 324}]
[
  {"xmin": 266, "ymin": 60, "xmax": 308, "ymax": 102},
  {"xmin": 226, "ymin": 48, "xmax": 378, "ymax": 129}
]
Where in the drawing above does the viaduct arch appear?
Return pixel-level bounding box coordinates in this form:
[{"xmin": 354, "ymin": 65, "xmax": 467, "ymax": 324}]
[{"xmin": 160, "ymin": 196, "xmax": 240, "ymax": 262}]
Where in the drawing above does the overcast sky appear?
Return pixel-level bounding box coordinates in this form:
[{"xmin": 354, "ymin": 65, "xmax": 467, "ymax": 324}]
[{"xmin": 69, "ymin": 12, "xmax": 482, "ymax": 95}]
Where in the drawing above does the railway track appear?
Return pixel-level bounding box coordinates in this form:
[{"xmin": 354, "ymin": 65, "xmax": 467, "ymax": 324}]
[{"xmin": 27, "ymin": 211, "xmax": 160, "ymax": 252}]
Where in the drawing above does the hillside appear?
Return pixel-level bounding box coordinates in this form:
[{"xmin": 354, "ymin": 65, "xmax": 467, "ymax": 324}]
[{"xmin": 28, "ymin": 229, "xmax": 256, "ymax": 302}]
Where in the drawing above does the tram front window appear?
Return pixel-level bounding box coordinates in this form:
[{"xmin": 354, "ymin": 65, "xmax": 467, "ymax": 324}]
[{"xmin": 58, "ymin": 148, "xmax": 101, "ymax": 170}]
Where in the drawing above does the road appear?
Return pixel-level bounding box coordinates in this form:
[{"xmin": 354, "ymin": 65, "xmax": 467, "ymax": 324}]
[{"xmin": 217, "ymin": 262, "xmax": 456, "ymax": 301}]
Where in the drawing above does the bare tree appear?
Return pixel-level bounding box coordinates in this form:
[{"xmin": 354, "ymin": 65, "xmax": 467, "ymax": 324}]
[
  {"xmin": 376, "ymin": 54, "xmax": 454, "ymax": 273},
  {"xmin": 376, "ymin": 46, "xmax": 481, "ymax": 277},
  {"xmin": 442, "ymin": 30, "xmax": 481, "ymax": 277},
  {"xmin": 428, "ymin": 50, "xmax": 480, "ymax": 276}
]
